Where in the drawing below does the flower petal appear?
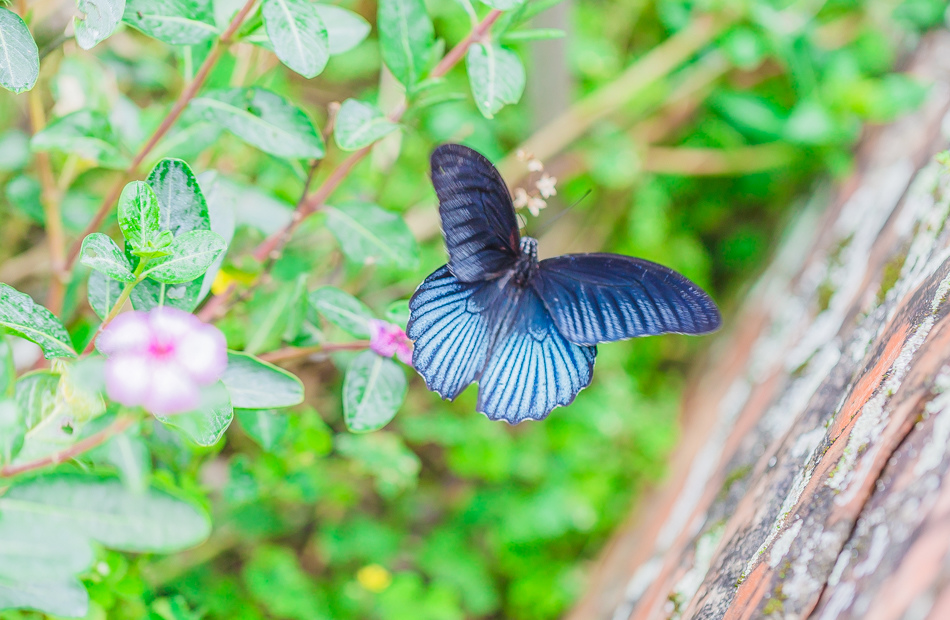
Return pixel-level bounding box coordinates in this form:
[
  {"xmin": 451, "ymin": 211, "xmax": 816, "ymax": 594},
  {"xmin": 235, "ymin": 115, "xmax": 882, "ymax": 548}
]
[
  {"xmin": 104, "ymin": 353, "xmax": 152, "ymax": 407},
  {"xmin": 98, "ymin": 312, "xmax": 150, "ymax": 355},
  {"xmin": 149, "ymin": 307, "xmax": 200, "ymax": 344},
  {"xmin": 145, "ymin": 361, "xmax": 200, "ymax": 415},
  {"xmin": 175, "ymin": 324, "xmax": 228, "ymax": 384}
]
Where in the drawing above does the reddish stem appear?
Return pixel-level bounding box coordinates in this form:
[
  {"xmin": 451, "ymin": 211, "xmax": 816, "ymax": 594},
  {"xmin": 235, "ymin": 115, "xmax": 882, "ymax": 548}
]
[
  {"xmin": 259, "ymin": 341, "xmax": 370, "ymax": 364},
  {"xmin": 0, "ymin": 415, "xmax": 136, "ymax": 478},
  {"xmin": 63, "ymin": 0, "xmax": 259, "ymax": 272},
  {"xmin": 250, "ymin": 9, "xmax": 503, "ymax": 264}
]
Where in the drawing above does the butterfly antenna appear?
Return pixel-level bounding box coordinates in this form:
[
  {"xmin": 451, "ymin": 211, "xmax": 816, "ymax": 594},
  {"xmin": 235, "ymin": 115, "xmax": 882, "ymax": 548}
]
[{"xmin": 535, "ymin": 189, "xmax": 592, "ymax": 237}]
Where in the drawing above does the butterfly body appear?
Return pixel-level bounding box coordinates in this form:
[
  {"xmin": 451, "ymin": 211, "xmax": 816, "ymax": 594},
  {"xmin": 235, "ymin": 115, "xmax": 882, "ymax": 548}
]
[{"xmin": 408, "ymin": 144, "xmax": 721, "ymax": 423}]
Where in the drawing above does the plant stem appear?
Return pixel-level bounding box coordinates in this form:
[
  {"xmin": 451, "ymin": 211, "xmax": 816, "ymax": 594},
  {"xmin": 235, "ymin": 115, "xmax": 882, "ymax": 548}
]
[
  {"xmin": 28, "ymin": 90, "xmax": 69, "ymax": 314},
  {"xmin": 249, "ymin": 9, "xmax": 503, "ymax": 265},
  {"xmin": 259, "ymin": 341, "xmax": 370, "ymax": 364},
  {"xmin": 81, "ymin": 263, "xmax": 148, "ymax": 355},
  {"xmin": 0, "ymin": 414, "xmax": 136, "ymax": 478},
  {"xmin": 496, "ymin": 12, "xmax": 732, "ymax": 182},
  {"xmin": 63, "ymin": 0, "xmax": 259, "ymax": 273}
]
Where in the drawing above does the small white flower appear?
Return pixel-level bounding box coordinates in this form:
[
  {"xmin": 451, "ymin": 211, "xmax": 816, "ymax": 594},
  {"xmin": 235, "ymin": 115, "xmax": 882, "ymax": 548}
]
[
  {"xmin": 526, "ymin": 196, "xmax": 546, "ymax": 217},
  {"xmin": 527, "ymin": 158, "xmax": 544, "ymax": 172},
  {"xmin": 516, "ymin": 149, "xmax": 532, "ymax": 162},
  {"xmin": 512, "ymin": 187, "xmax": 529, "ymax": 209},
  {"xmin": 536, "ymin": 173, "xmax": 557, "ymax": 198}
]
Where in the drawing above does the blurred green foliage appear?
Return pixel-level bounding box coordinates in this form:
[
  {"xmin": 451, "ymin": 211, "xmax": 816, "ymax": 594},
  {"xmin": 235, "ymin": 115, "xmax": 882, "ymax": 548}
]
[{"xmin": 0, "ymin": 0, "xmax": 946, "ymax": 618}]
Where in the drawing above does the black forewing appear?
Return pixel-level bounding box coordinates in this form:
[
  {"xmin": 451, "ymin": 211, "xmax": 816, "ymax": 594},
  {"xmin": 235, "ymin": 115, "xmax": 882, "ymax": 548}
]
[
  {"xmin": 431, "ymin": 144, "xmax": 520, "ymax": 282},
  {"xmin": 532, "ymin": 254, "xmax": 722, "ymax": 346}
]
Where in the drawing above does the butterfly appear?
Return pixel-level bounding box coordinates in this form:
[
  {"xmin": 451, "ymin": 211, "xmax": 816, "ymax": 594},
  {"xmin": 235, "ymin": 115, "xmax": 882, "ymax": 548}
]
[{"xmin": 407, "ymin": 144, "xmax": 722, "ymax": 424}]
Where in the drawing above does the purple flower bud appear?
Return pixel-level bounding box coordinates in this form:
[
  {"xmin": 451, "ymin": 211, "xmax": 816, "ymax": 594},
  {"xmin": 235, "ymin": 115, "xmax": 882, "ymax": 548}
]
[
  {"xmin": 368, "ymin": 319, "xmax": 413, "ymax": 366},
  {"xmin": 98, "ymin": 308, "xmax": 228, "ymax": 415}
]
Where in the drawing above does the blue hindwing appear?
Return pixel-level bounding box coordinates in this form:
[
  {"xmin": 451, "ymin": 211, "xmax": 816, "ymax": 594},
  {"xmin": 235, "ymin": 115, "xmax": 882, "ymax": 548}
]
[
  {"xmin": 407, "ymin": 265, "xmax": 493, "ymax": 400},
  {"xmin": 476, "ymin": 287, "xmax": 596, "ymax": 424},
  {"xmin": 408, "ymin": 265, "xmax": 597, "ymax": 423}
]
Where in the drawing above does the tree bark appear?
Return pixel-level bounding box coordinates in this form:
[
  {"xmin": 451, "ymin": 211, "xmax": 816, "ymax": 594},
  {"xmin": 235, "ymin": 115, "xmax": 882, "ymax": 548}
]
[{"xmin": 569, "ymin": 31, "xmax": 950, "ymax": 620}]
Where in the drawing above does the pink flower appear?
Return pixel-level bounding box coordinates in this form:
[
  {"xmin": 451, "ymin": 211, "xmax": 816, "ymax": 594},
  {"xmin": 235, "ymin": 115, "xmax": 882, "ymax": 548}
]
[
  {"xmin": 368, "ymin": 319, "xmax": 413, "ymax": 366},
  {"xmin": 98, "ymin": 308, "xmax": 227, "ymax": 415}
]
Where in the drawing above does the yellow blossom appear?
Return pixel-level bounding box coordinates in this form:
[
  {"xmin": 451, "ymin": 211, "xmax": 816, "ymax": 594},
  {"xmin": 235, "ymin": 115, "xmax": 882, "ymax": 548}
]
[{"xmin": 357, "ymin": 564, "xmax": 392, "ymax": 592}]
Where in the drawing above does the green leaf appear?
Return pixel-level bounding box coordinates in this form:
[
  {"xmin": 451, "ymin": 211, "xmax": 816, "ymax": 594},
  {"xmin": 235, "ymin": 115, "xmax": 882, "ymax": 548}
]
[
  {"xmin": 196, "ymin": 170, "xmax": 237, "ymax": 303},
  {"xmin": 466, "ymin": 42, "xmax": 525, "ymax": 119},
  {"xmin": 336, "ymin": 432, "xmax": 419, "ymax": 496},
  {"xmin": 5, "ymin": 175, "xmax": 42, "ymax": 223},
  {"xmin": 384, "ymin": 299, "xmax": 410, "ymax": 328},
  {"xmin": 154, "ymin": 381, "xmax": 233, "ymax": 446},
  {"xmin": 87, "ymin": 271, "xmax": 125, "ymax": 321},
  {"xmin": 710, "ymin": 91, "xmax": 786, "ymax": 140},
  {"xmin": 0, "ymin": 8, "xmax": 39, "ymax": 94},
  {"xmin": 236, "ymin": 409, "xmax": 289, "ymax": 451},
  {"xmin": 476, "ymin": 0, "xmax": 524, "ymax": 9},
  {"xmin": 0, "ymin": 130, "xmax": 30, "ymax": 171},
  {"xmin": 308, "ymin": 286, "xmax": 374, "ymax": 338},
  {"xmin": 500, "ymin": 28, "xmax": 565, "ymax": 43},
  {"xmin": 130, "ymin": 279, "xmax": 202, "ymax": 312},
  {"xmin": 377, "ymin": 0, "xmax": 434, "ymax": 89},
  {"xmin": 282, "ymin": 274, "xmax": 310, "ymax": 343},
  {"xmin": 191, "ymin": 87, "xmax": 325, "ymax": 159},
  {"xmin": 123, "ymin": 0, "xmax": 218, "ymax": 45},
  {"xmin": 30, "ymin": 110, "xmax": 126, "ymax": 168},
  {"xmin": 314, "ymin": 4, "xmax": 370, "ymax": 55},
  {"xmin": 0, "ymin": 473, "xmax": 211, "ymax": 616},
  {"xmin": 325, "ymin": 202, "xmax": 419, "ymax": 269},
  {"xmin": 0, "ymin": 285, "xmax": 76, "ymax": 359},
  {"xmin": 104, "ymin": 431, "xmax": 150, "ymax": 493},
  {"xmin": 262, "ymin": 0, "xmax": 329, "ymax": 78},
  {"xmin": 244, "ymin": 285, "xmax": 296, "ymax": 355},
  {"xmin": 343, "ymin": 351, "xmax": 407, "ymax": 433},
  {"xmin": 140, "ymin": 230, "xmax": 227, "ymax": 284},
  {"xmin": 118, "ymin": 180, "xmax": 161, "ymax": 251},
  {"xmin": 333, "ymin": 99, "xmax": 399, "ymax": 151},
  {"xmin": 0, "ymin": 473, "xmax": 210, "ymax": 548},
  {"xmin": 79, "ymin": 233, "xmax": 136, "ymax": 282},
  {"xmin": 221, "ymin": 351, "xmax": 304, "ymax": 409},
  {"xmin": 146, "ymin": 158, "xmax": 211, "ymax": 235},
  {"xmin": 0, "ymin": 336, "xmax": 15, "ymax": 398},
  {"xmin": 242, "ymin": 546, "xmax": 329, "ymax": 620},
  {"xmin": 75, "ymin": 0, "xmax": 126, "ymax": 49},
  {"xmin": 0, "ymin": 399, "xmax": 24, "ymax": 465},
  {"xmin": 14, "ymin": 370, "xmax": 59, "ymax": 429},
  {"xmin": 133, "ymin": 158, "xmax": 214, "ymax": 310}
]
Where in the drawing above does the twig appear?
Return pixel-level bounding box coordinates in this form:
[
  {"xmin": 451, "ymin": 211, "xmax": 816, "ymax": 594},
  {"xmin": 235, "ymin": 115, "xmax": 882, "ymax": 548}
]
[
  {"xmin": 259, "ymin": 341, "xmax": 370, "ymax": 364},
  {"xmin": 28, "ymin": 90, "xmax": 69, "ymax": 314},
  {"xmin": 63, "ymin": 0, "xmax": 259, "ymax": 272},
  {"xmin": 199, "ymin": 158, "xmax": 322, "ymax": 321},
  {"xmin": 641, "ymin": 143, "xmax": 798, "ymax": 175},
  {"xmin": 496, "ymin": 12, "xmax": 732, "ymax": 182},
  {"xmin": 196, "ymin": 9, "xmax": 504, "ymax": 320},
  {"xmin": 250, "ymin": 9, "xmax": 504, "ymax": 265},
  {"xmin": 0, "ymin": 415, "xmax": 136, "ymax": 478},
  {"xmin": 81, "ymin": 263, "xmax": 149, "ymax": 355}
]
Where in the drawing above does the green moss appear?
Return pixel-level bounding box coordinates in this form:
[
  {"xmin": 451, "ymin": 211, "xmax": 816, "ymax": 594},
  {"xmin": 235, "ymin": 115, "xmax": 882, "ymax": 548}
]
[
  {"xmin": 718, "ymin": 464, "xmax": 753, "ymax": 500},
  {"xmin": 876, "ymin": 249, "xmax": 908, "ymax": 305},
  {"xmin": 817, "ymin": 279, "xmax": 836, "ymax": 312},
  {"xmin": 763, "ymin": 584, "xmax": 787, "ymax": 615}
]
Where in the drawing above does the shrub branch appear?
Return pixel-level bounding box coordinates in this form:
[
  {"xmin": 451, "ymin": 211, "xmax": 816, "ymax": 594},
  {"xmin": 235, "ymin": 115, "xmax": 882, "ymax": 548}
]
[{"xmin": 62, "ymin": 0, "xmax": 259, "ymax": 274}]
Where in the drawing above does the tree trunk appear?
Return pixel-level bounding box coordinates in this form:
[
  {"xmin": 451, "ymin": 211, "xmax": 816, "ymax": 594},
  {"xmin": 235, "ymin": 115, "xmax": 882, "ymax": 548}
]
[{"xmin": 569, "ymin": 31, "xmax": 950, "ymax": 620}]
